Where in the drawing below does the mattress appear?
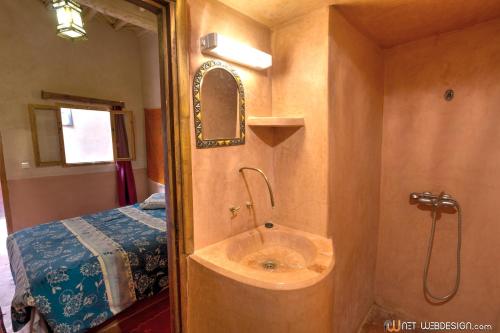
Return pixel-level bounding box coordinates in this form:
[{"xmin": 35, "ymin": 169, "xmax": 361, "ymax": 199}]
[{"xmin": 7, "ymin": 204, "xmax": 167, "ymax": 333}]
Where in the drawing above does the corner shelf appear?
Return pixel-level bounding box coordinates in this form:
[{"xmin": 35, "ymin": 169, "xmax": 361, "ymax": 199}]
[{"xmin": 247, "ymin": 116, "xmax": 305, "ymax": 128}]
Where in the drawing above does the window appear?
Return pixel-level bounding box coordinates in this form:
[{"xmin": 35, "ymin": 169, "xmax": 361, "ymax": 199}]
[
  {"xmin": 29, "ymin": 104, "xmax": 135, "ymax": 166},
  {"xmin": 60, "ymin": 107, "xmax": 115, "ymax": 164}
]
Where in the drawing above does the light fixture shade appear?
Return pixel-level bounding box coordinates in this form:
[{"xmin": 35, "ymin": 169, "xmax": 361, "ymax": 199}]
[
  {"xmin": 52, "ymin": 0, "xmax": 87, "ymax": 39},
  {"xmin": 200, "ymin": 33, "xmax": 272, "ymax": 70}
]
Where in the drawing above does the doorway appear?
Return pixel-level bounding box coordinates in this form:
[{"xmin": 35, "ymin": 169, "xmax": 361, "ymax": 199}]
[
  {"xmin": 0, "ymin": 180, "xmax": 5, "ymax": 252},
  {"xmin": 0, "ymin": 133, "xmax": 11, "ymax": 248},
  {"xmin": 0, "ymin": 133, "xmax": 14, "ymax": 333}
]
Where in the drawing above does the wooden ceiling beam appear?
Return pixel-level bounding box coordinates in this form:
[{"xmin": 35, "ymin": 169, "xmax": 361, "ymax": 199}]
[
  {"xmin": 113, "ymin": 19, "xmax": 127, "ymax": 31},
  {"xmin": 84, "ymin": 8, "xmax": 97, "ymax": 22},
  {"xmin": 41, "ymin": 90, "xmax": 125, "ymax": 108},
  {"xmin": 78, "ymin": 0, "xmax": 157, "ymax": 32}
]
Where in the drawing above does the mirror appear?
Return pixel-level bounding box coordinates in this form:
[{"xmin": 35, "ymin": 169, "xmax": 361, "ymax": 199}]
[{"xmin": 193, "ymin": 60, "xmax": 245, "ymax": 148}]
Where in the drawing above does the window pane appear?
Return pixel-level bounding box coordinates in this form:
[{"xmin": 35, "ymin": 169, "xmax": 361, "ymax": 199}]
[{"xmin": 61, "ymin": 108, "xmax": 114, "ymax": 164}]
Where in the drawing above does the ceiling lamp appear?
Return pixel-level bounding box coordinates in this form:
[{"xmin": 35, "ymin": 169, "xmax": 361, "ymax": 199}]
[
  {"xmin": 52, "ymin": 0, "xmax": 87, "ymax": 40},
  {"xmin": 200, "ymin": 33, "xmax": 272, "ymax": 71}
]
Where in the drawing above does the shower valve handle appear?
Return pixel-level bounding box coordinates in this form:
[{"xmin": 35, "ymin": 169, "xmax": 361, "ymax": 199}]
[
  {"xmin": 410, "ymin": 191, "xmax": 458, "ymax": 208},
  {"xmin": 417, "ymin": 197, "xmax": 435, "ymax": 205}
]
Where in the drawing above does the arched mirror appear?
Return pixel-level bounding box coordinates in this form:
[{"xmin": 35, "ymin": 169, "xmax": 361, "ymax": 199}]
[{"xmin": 193, "ymin": 60, "xmax": 245, "ymax": 148}]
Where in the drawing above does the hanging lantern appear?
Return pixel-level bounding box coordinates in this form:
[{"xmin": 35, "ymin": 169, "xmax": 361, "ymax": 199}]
[{"xmin": 52, "ymin": 0, "xmax": 87, "ymax": 40}]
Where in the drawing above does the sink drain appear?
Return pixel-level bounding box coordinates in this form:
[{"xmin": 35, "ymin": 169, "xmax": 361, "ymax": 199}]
[{"xmin": 262, "ymin": 260, "xmax": 278, "ymax": 270}]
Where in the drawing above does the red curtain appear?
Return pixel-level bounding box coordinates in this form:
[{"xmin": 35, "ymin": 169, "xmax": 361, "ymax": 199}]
[
  {"xmin": 114, "ymin": 113, "xmax": 137, "ymax": 206},
  {"xmin": 116, "ymin": 161, "xmax": 137, "ymax": 206}
]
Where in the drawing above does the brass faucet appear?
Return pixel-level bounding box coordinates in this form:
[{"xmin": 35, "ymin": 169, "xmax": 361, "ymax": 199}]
[{"xmin": 239, "ymin": 167, "xmax": 275, "ymax": 208}]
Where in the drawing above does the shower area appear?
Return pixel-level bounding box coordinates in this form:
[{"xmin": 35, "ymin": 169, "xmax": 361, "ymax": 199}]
[
  {"xmin": 329, "ymin": 4, "xmax": 500, "ymax": 331},
  {"xmin": 373, "ymin": 16, "xmax": 500, "ymax": 327}
]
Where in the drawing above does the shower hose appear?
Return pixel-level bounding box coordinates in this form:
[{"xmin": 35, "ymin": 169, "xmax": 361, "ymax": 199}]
[{"xmin": 423, "ymin": 203, "xmax": 462, "ymax": 303}]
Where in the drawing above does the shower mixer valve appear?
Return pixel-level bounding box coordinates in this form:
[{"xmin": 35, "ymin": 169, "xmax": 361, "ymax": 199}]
[
  {"xmin": 409, "ymin": 190, "xmax": 462, "ymax": 303},
  {"xmin": 409, "ymin": 191, "xmax": 457, "ymax": 208}
]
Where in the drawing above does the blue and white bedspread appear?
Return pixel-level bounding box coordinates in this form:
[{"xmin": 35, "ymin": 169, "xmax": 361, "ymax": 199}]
[{"xmin": 6, "ymin": 204, "xmax": 167, "ymax": 333}]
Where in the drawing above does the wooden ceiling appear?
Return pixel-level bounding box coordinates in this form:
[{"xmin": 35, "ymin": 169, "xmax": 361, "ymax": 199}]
[
  {"xmin": 217, "ymin": 0, "xmax": 500, "ymax": 47},
  {"xmin": 78, "ymin": 0, "xmax": 156, "ymax": 32},
  {"xmin": 39, "ymin": 0, "xmax": 156, "ymax": 33}
]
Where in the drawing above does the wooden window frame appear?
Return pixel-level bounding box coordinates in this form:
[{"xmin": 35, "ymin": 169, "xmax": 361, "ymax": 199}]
[
  {"xmin": 30, "ymin": 103, "xmax": 137, "ymax": 167},
  {"xmin": 28, "ymin": 104, "xmax": 64, "ymax": 167}
]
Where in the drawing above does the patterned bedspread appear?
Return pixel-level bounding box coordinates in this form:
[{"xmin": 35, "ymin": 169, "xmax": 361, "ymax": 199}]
[{"xmin": 6, "ymin": 204, "xmax": 167, "ymax": 333}]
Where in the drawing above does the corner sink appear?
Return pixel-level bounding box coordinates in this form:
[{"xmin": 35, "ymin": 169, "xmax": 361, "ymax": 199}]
[{"xmin": 190, "ymin": 224, "xmax": 334, "ymax": 290}]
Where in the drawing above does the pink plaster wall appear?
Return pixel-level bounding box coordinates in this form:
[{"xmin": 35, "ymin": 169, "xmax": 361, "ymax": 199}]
[
  {"xmin": 376, "ymin": 19, "xmax": 500, "ymax": 325},
  {"xmin": 8, "ymin": 168, "xmax": 148, "ymax": 231},
  {"xmin": 271, "ymin": 7, "xmax": 330, "ymax": 237},
  {"xmin": 188, "ymin": 0, "xmax": 275, "ymax": 250},
  {"xmin": 329, "ymin": 9, "xmax": 385, "ymax": 333}
]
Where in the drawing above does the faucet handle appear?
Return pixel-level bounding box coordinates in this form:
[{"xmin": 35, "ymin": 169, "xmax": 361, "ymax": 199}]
[
  {"xmin": 229, "ymin": 206, "xmax": 240, "ymax": 217},
  {"xmin": 410, "ymin": 192, "xmax": 421, "ymax": 200},
  {"xmin": 439, "ymin": 200, "xmax": 456, "ymax": 208},
  {"xmin": 418, "ymin": 197, "xmax": 434, "ymax": 205}
]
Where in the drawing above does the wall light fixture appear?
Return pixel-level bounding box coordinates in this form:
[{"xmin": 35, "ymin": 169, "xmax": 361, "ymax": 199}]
[{"xmin": 200, "ymin": 33, "xmax": 272, "ymax": 71}]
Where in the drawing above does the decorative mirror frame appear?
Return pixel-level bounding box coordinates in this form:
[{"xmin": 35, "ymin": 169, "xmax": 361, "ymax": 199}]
[{"xmin": 192, "ymin": 60, "xmax": 245, "ymax": 148}]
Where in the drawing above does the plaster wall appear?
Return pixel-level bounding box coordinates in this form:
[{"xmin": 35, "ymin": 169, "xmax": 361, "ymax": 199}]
[
  {"xmin": 139, "ymin": 32, "xmax": 161, "ymax": 110},
  {"xmin": 0, "ymin": 181, "xmax": 3, "ymax": 218},
  {"xmin": 139, "ymin": 33, "xmax": 165, "ymax": 194},
  {"xmin": 329, "ymin": 8, "xmax": 385, "ymax": 332},
  {"xmin": 271, "ymin": 7, "xmax": 331, "ymax": 237},
  {"xmin": 9, "ymin": 169, "xmax": 148, "ymax": 231},
  {"xmin": 0, "ymin": 0, "xmax": 148, "ymax": 229},
  {"xmin": 376, "ymin": 18, "xmax": 500, "ymax": 325},
  {"xmin": 188, "ymin": 0, "xmax": 274, "ymax": 250}
]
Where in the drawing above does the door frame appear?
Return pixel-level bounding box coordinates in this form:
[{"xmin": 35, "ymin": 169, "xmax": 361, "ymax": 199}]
[
  {"xmin": 0, "ymin": 133, "xmax": 13, "ymax": 235},
  {"xmin": 124, "ymin": 1, "xmax": 193, "ymax": 332}
]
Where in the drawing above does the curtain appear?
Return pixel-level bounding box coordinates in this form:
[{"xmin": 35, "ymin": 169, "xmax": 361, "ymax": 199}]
[{"xmin": 115, "ymin": 113, "xmax": 137, "ymax": 206}]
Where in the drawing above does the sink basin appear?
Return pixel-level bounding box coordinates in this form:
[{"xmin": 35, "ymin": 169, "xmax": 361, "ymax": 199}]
[{"xmin": 190, "ymin": 224, "xmax": 334, "ymax": 290}]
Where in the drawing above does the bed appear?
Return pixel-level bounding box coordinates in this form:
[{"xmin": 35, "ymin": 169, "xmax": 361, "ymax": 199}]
[{"xmin": 6, "ymin": 204, "xmax": 167, "ymax": 333}]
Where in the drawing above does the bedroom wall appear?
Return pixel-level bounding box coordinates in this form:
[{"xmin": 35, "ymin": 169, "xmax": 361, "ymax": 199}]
[
  {"xmin": 0, "ymin": 180, "xmax": 3, "ymax": 219},
  {"xmin": 0, "ymin": 0, "xmax": 148, "ymax": 230},
  {"xmin": 376, "ymin": 18, "xmax": 500, "ymax": 325},
  {"xmin": 139, "ymin": 33, "xmax": 161, "ymax": 110},
  {"xmin": 329, "ymin": 8, "xmax": 385, "ymax": 333},
  {"xmin": 145, "ymin": 108, "xmax": 165, "ymax": 193},
  {"xmin": 188, "ymin": 0, "xmax": 274, "ymax": 250},
  {"xmin": 139, "ymin": 32, "xmax": 165, "ymax": 194},
  {"xmin": 9, "ymin": 170, "xmax": 149, "ymax": 231}
]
